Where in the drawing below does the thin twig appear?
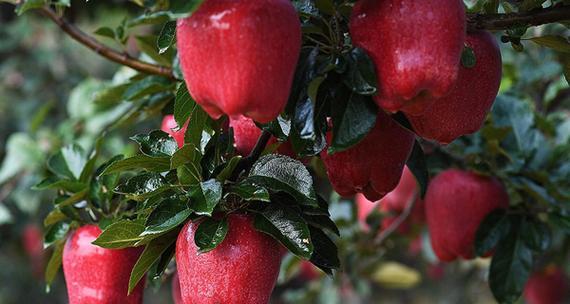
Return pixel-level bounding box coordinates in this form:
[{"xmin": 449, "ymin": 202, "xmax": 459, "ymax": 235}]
[
  {"xmin": 467, "ymin": 5, "xmax": 570, "ymax": 31},
  {"xmin": 374, "ymin": 195, "xmax": 418, "ymax": 246},
  {"xmin": 39, "ymin": 7, "xmax": 175, "ymax": 79}
]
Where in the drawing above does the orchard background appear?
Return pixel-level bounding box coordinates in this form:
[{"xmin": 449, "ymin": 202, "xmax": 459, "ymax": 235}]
[{"xmin": 0, "ymin": 0, "xmax": 570, "ymax": 303}]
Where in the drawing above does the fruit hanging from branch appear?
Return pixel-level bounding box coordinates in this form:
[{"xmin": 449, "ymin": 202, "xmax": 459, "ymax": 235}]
[
  {"xmin": 349, "ymin": 0, "xmax": 466, "ymax": 115},
  {"xmin": 406, "ymin": 31, "xmax": 502, "ymax": 144},
  {"xmin": 524, "ymin": 266, "xmax": 568, "ymax": 304},
  {"xmin": 176, "ymin": 0, "xmax": 302, "ymax": 123},
  {"xmin": 321, "ymin": 110, "xmax": 415, "ymax": 201},
  {"xmin": 176, "ymin": 214, "xmax": 283, "ymax": 304},
  {"xmin": 229, "ymin": 115, "xmax": 295, "ymax": 157},
  {"xmin": 62, "ymin": 225, "xmax": 145, "ymax": 304},
  {"xmin": 161, "ymin": 115, "xmax": 188, "ymax": 148},
  {"xmin": 425, "ymin": 169, "xmax": 509, "ymax": 261}
]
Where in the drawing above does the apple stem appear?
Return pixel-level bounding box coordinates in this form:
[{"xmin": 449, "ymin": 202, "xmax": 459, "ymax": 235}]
[
  {"xmin": 39, "ymin": 6, "xmax": 175, "ymax": 80},
  {"xmin": 230, "ymin": 129, "xmax": 273, "ymax": 181}
]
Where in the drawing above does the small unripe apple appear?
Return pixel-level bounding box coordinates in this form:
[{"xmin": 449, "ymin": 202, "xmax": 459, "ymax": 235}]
[
  {"xmin": 62, "ymin": 225, "xmax": 144, "ymax": 304},
  {"xmin": 229, "ymin": 115, "xmax": 294, "ymax": 157},
  {"xmin": 425, "ymin": 169, "xmax": 509, "ymax": 261},
  {"xmin": 176, "ymin": 0, "xmax": 302, "ymax": 123},
  {"xmin": 350, "ymin": 0, "xmax": 466, "ymax": 115},
  {"xmin": 321, "ymin": 111, "xmax": 415, "ymax": 201},
  {"xmin": 524, "ymin": 266, "xmax": 568, "ymax": 304},
  {"xmin": 406, "ymin": 31, "xmax": 502, "ymax": 144},
  {"xmin": 176, "ymin": 214, "xmax": 282, "ymax": 304},
  {"xmin": 356, "ymin": 167, "xmax": 424, "ymax": 235},
  {"xmin": 161, "ymin": 115, "xmax": 188, "ymax": 148}
]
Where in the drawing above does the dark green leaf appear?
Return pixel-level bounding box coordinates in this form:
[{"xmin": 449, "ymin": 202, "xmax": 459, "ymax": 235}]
[
  {"xmin": 474, "ymin": 209, "xmax": 511, "ymax": 257},
  {"xmin": 45, "ymin": 240, "xmax": 64, "ymax": 287},
  {"xmin": 194, "ymin": 217, "xmax": 229, "ymax": 253},
  {"xmin": 47, "ymin": 144, "xmax": 86, "ymax": 180},
  {"xmin": 92, "ymin": 220, "xmax": 145, "ymax": 249},
  {"xmin": 309, "ymin": 226, "xmax": 339, "ymax": 274},
  {"xmin": 343, "ymin": 48, "xmax": 378, "ymax": 95},
  {"xmin": 143, "ymin": 198, "xmax": 192, "ymax": 235},
  {"xmin": 303, "ymin": 214, "xmax": 340, "ymax": 236},
  {"xmin": 115, "ymin": 173, "xmax": 168, "ymax": 201},
  {"xmin": 171, "ymin": 144, "xmax": 202, "ymax": 169},
  {"xmin": 132, "ymin": 130, "xmax": 178, "ymax": 157},
  {"xmin": 406, "ymin": 141, "xmax": 429, "ymax": 198},
  {"xmin": 521, "ymin": 218, "xmax": 551, "ymax": 253},
  {"xmin": 33, "ymin": 176, "xmax": 86, "ymax": 193},
  {"xmin": 157, "ymin": 21, "xmax": 176, "ymax": 54},
  {"xmin": 170, "ymin": 0, "xmax": 205, "ymax": 15},
  {"xmin": 15, "ymin": 0, "xmax": 45, "ymax": 15},
  {"xmin": 101, "ymin": 155, "xmax": 171, "ymax": 175},
  {"xmin": 215, "ymin": 156, "xmax": 242, "ymax": 182},
  {"xmin": 254, "ymin": 204, "xmax": 313, "ymax": 259},
  {"xmin": 228, "ymin": 180, "xmax": 271, "ymax": 202},
  {"xmin": 123, "ymin": 75, "xmax": 173, "ymax": 100},
  {"xmin": 329, "ymin": 93, "xmax": 377, "ymax": 154},
  {"xmin": 94, "ymin": 27, "xmax": 116, "ymax": 39},
  {"xmin": 189, "ymin": 179, "xmax": 223, "ymax": 216},
  {"xmin": 44, "ymin": 222, "xmax": 70, "ymax": 248}
]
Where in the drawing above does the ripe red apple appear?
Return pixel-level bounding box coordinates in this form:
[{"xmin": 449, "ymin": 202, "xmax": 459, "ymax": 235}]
[
  {"xmin": 406, "ymin": 31, "xmax": 502, "ymax": 144},
  {"xmin": 350, "ymin": 0, "xmax": 465, "ymax": 115},
  {"xmin": 176, "ymin": 0, "xmax": 302, "ymax": 123},
  {"xmin": 176, "ymin": 214, "xmax": 282, "ymax": 304},
  {"xmin": 524, "ymin": 266, "xmax": 568, "ymax": 304},
  {"xmin": 321, "ymin": 110, "xmax": 415, "ymax": 201},
  {"xmin": 425, "ymin": 169, "xmax": 509, "ymax": 261},
  {"xmin": 22, "ymin": 224, "xmax": 45, "ymax": 278},
  {"xmin": 356, "ymin": 167, "xmax": 424, "ymax": 235},
  {"xmin": 229, "ymin": 115, "xmax": 295, "ymax": 157},
  {"xmin": 62, "ymin": 225, "xmax": 144, "ymax": 304},
  {"xmin": 161, "ymin": 115, "xmax": 188, "ymax": 148},
  {"xmin": 172, "ymin": 272, "xmax": 182, "ymax": 304},
  {"xmin": 297, "ymin": 261, "xmax": 321, "ymax": 281}
]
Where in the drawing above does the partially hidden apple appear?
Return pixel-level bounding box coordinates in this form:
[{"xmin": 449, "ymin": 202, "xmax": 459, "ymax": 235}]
[
  {"xmin": 350, "ymin": 0, "xmax": 466, "ymax": 115},
  {"xmin": 524, "ymin": 266, "xmax": 568, "ymax": 304},
  {"xmin": 161, "ymin": 115, "xmax": 188, "ymax": 148},
  {"xmin": 176, "ymin": 0, "xmax": 302, "ymax": 123},
  {"xmin": 62, "ymin": 225, "xmax": 144, "ymax": 304},
  {"xmin": 22, "ymin": 224, "xmax": 45, "ymax": 278},
  {"xmin": 172, "ymin": 271, "xmax": 182, "ymax": 304},
  {"xmin": 297, "ymin": 261, "xmax": 321, "ymax": 282},
  {"xmin": 356, "ymin": 167, "xmax": 424, "ymax": 235},
  {"xmin": 406, "ymin": 31, "xmax": 502, "ymax": 144},
  {"xmin": 321, "ymin": 110, "xmax": 415, "ymax": 201},
  {"xmin": 425, "ymin": 169, "xmax": 509, "ymax": 261},
  {"xmin": 230, "ymin": 115, "xmax": 295, "ymax": 157},
  {"xmin": 176, "ymin": 214, "xmax": 282, "ymax": 304}
]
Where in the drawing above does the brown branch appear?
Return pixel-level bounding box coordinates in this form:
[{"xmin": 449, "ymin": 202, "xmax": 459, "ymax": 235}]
[
  {"xmin": 467, "ymin": 5, "xmax": 570, "ymax": 31},
  {"xmin": 374, "ymin": 194, "xmax": 418, "ymax": 246},
  {"xmin": 39, "ymin": 7, "xmax": 175, "ymax": 79}
]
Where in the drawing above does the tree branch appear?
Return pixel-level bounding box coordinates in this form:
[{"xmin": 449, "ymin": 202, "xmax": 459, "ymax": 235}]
[
  {"xmin": 467, "ymin": 5, "xmax": 570, "ymax": 31},
  {"xmin": 374, "ymin": 195, "xmax": 418, "ymax": 246},
  {"xmin": 230, "ymin": 129, "xmax": 272, "ymax": 181},
  {"xmin": 40, "ymin": 7, "xmax": 175, "ymax": 79}
]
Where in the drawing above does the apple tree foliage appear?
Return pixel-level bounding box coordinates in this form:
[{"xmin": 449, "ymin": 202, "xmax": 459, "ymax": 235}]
[{"xmin": 0, "ymin": 0, "xmax": 570, "ymax": 303}]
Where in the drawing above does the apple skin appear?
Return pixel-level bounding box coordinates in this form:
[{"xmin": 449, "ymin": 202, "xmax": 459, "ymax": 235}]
[
  {"xmin": 425, "ymin": 169, "xmax": 509, "ymax": 261},
  {"xmin": 406, "ymin": 31, "xmax": 502, "ymax": 144},
  {"xmin": 356, "ymin": 167, "xmax": 424, "ymax": 235},
  {"xmin": 161, "ymin": 115, "xmax": 188, "ymax": 148},
  {"xmin": 349, "ymin": 0, "xmax": 465, "ymax": 115},
  {"xmin": 321, "ymin": 110, "xmax": 415, "ymax": 201},
  {"xmin": 524, "ymin": 266, "xmax": 568, "ymax": 304},
  {"xmin": 62, "ymin": 225, "xmax": 144, "ymax": 304},
  {"xmin": 176, "ymin": 214, "xmax": 282, "ymax": 304},
  {"xmin": 172, "ymin": 272, "xmax": 182, "ymax": 304},
  {"xmin": 176, "ymin": 0, "xmax": 302, "ymax": 123},
  {"xmin": 229, "ymin": 115, "xmax": 295, "ymax": 157}
]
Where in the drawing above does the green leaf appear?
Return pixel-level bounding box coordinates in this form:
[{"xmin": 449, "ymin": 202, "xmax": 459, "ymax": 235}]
[
  {"xmin": 45, "ymin": 240, "xmax": 64, "ymax": 287},
  {"xmin": 215, "ymin": 156, "xmax": 242, "ymax": 182},
  {"xmin": 406, "ymin": 141, "xmax": 429, "ymax": 198},
  {"xmin": 143, "ymin": 198, "xmax": 192, "ymax": 235},
  {"xmin": 157, "ymin": 21, "xmax": 176, "ymax": 54},
  {"xmin": 254, "ymin": 204, "xmax": 313, "ymax": 259},
  {"xmin": 474, "ymin": 209, "xmax": 511, "ymax": 257},
  {"xmin": 170, "ymin": 144, "xmax": 202, "ymax": 169},
  {"xmin": 128, "ymin": 12, "xmax": 174, "ymax": 27},
  {"xmin": 550, "ymin": 212, "xmax": 570, "ymax": 234},
  {"xmin": 227, "ymin": 180, "xmax": 271, "ymax": 202},
  {"xmin": 56, "ymin": 189, "xmax": 88, "ymax": 207},
  {"xmin": 131, "ymin": 130, "xmax": 178, "ymax": 157},
  {"xmin": 47, "ymin": 144, "xmax": 87, "ymax": 180},
  {"xmin": 44, "ymin": 222, "xmax": 70, "ymax": 248},
  {"xmin": 43, "ymin": 209, "xmax": 68, "ymax": 227},
  {"xmin": 308, "ymin": 226, "xmax": 339, "ymax": 274},
  {"xmin": 34, "ymin": 176, "xmax": 86, "ymax": 193},
  {"xmin": 343, "ymin": 48, "xmax": 378, "ymax": 95},
  {"xmin": 94, "ymin": 27, "xmax": 116, "ymax": 39},
  {"xmin": 170, "ymin": 0, "xmax": 205, "ymax": 15},
  {"xmin": 303, "ymin": 214, "xmax": 340, "ymax": 236},
  {"xmin": 92, "ymin": 220, "xmax": 145, "ymax": 249},
  {"xmin": 92, "ymin": 83, "xmax": 130, "ymax": 106},
  {"xmin": 529, "ymin": 35, "xmax": 570, "ymax": 53},
  {"xmin": 329, "ymin": 93, "xmax": 377, "ymax": 154},
  {"xmin": 128, "ymin": 230, "xmax": 178, "ymax": 294},
  {"xmin": 248, "ymin": 154, "xmax": 317, "ymax": 206},
  {"xmin": 101, "ymin": 155, "xmax": 171, "ymax": 175},
  {"xmin": 194, "ymin": 217, "xmax": 229, "ymax": 253},
  {"xmin": 520, "ymin": 218, "xmax": 551, "ymax": 253},
  {"xmin": 461, "ymin": 45, "xmax": 477, "ymax": 68},
  {"xmin": 315, "ymin": 0, "xmax": 335, "ymax": 15},
  {"xmin": 135, "ymin": 35, "xmax": 174, "ymax": 66},
  {"xmin": 189, "ymin": 179, "xmax": 223, "ymax": 216},
  {"xmin": 123, "ymin": 75, "xmax": 173, "ymax": 100},
  {"xmin": 488, "ymin": 216, "xmax": 533, "ymax": 304},
  {"xmin": 15, "ymin": 0, "xmax": 45, "ymax": 15},
  {"xmin": 115, "ymin": 173, "xmax": 168, "ymax": 201}
]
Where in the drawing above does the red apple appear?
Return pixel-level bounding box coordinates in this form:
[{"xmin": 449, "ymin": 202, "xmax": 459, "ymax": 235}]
[
  {"xmin": 62, "ymin": 225, "xmax": 144, "ymax": 304},
  {"xmin": 425, "ymin": 169, "xmax": 509, "ymax": 261},
  {"xmin": 161, "ymin": 115, "xmax": 188, "ymax": 148},
  {"xmin": 406, "ymin": 31, "xmax": 502, "ymax": 144},
  {"xmin": 350, "ymin": 0, "xmax": 465, "ymax": 115},
  {"xmin": 524, "ymin": 266, "xmax": 568, "ymax": 304},
  {"xmin": 22, "ymin": 224, "xmax": 45, "ymax": 278},
  {"xmin": 229, "ymin": 115, "xmax": 295, "ymax": 157},
  {"xmin": 172, "ymin": 272, "xmax": 182, "ymax": 304},
  {"xmin": 321, "ymin": 110, "xmax": 415, "ymax": 201},
  {"xmin": 356, "ymin": 167, "xmax": 424, "ymax": 235},
  {"xmin": 298, "ymin": 261, "xmax": 321, "ymax": 281},
  {"xmin": 176, "ymin": 0, "xmax": 302, "ymax": 123},
  {"xmin": 176, "ymin": 214, "xmax": 282, "ymax": 304}
]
